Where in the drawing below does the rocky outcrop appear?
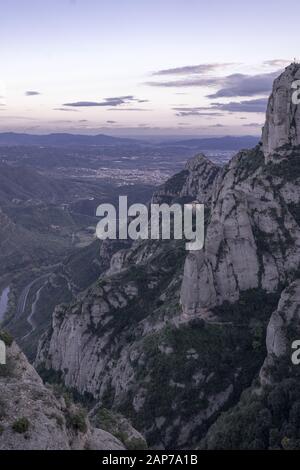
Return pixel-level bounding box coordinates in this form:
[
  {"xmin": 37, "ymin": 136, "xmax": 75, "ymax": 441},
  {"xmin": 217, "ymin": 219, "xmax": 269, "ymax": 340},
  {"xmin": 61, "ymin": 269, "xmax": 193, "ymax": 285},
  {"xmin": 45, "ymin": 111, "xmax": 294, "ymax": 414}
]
[
  {"xmin": 88, "ymin": 405, "xmax": 147, "ymax": 450},
  {"xmin": 262, "ymin": 63, "xmax": 300, "ymax": 160},
  {"xmin": 259, "ymin": 279, "xmax": 300, "ymax": 386},
  {"xmin": 0, "ymin": 335, "xmax": 125, "ymax": 450},
  {"xmin": 152, "ymin": 153, "xmax": 220, "ymax": 205},
  {"xmin": 35, "ymin": 237, "xmax": 184, "ymax": 399},
  {"xmin": 180, "ymin": 65, "xmax": 300, "ymax": 315},
  {"xmin": 201, "ymin": 281, "xmax": 300, "ymax": 450},
  {"xmin": 181, "ymin": 145, "xmax": 300, "ymax": 315},
  {"xmin": 35, "ymin": 65, "xmax": 300, "ymax": 449},
  {"xmin": 266, "ymin": 280, "xmax": 300, "ymax": 357}
]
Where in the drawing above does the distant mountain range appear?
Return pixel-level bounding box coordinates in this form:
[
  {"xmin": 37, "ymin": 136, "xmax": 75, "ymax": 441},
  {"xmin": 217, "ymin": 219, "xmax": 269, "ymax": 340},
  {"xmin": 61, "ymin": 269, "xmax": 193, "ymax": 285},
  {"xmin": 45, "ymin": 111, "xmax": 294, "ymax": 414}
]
[
  {"xmin": 168, "ymin": 135, "xmax": 260, "ymax": 150},
  {"xmin": 0, "ymin": 132, "xmax": 136, "ymax": 146},
  {"xmin": 0, "ymin": 132, "xmax": 259, "ymax": 150}
]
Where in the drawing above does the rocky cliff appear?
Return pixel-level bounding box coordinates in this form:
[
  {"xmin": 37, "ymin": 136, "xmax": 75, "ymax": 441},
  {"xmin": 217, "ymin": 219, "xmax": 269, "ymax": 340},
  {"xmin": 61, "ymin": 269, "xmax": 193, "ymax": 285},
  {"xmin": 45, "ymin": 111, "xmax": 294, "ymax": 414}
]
[
  {"xmin": 201, "ymin": 280, "xmax": 300, "ymax": 449},
  {"xmin": 262, "ymin": 63, "xmax": 300, "ymax": 159},
  {"xmin": 0, "ymin": 331, "xmax": 125, "ymax": 449},
  {"xmin": 181, "ymin": 143, "xmax": 300, "ymax": 314},
  {"xmin": 35, "ymin": 64, "xmax": 300, "ymax": 449},
  {"xmin": 152, "ymin": 152, "xmax": 220, "ymax": 205}
]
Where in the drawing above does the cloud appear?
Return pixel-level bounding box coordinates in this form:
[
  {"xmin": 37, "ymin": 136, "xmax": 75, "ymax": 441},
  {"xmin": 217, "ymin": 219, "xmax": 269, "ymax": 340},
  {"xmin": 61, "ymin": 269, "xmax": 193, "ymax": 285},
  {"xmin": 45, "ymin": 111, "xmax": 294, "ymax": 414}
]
[
  {"xmin": 0, "ymin": 115, "xmax": 36, "ymax": 120},
  {"xmin": 173, "ymin": 106, "xmax": 223, "ymax": 117},
  {"xmin": 206, "ymin": 72, "xmax": 278, "ymax": 98},
  {"xmin": 51, "ymin": 119, "xmax": 73, "ymax": 124},
  {"xmin": 146, "ymin": 70, "xmax": 279, "ymax": 98},
  {"xmin": 22, "ymin": 125, "xmax": 41, "ymax": 131},
  {"xmin": 53, "ymin": 107, "xmax": 80, "ymax": 112},
  {"xmin": 107, "ymin": 120, "xmax": 117, "ymax": 124},
  {"xmin": 146, "ymin": 77, "xmax": 217, "ymax": 88},
  {"xmin": 108, "ymin": 107, "xmax": 150, "ymax": 111},
  {"xmin": 242, "ymin": 122, "xmax": 264, "ymax": 127},
  {"xmin": 25, "ymin": 91, "xmax": 41, "ymax": 96},
  {"xmin": 63, "ymin": 95, "xmax": 148, "ymax": 108},
  {"xmin": 209, "ymin": 123, "xmax": 225, "ymax": 128},
  {"xmin": 175, "ymin": 111, "xmax": 223, "ymax": 117},
  {"xmin": 63, "ymin": 101, "xmax": 111, "ymax": 107},
  {"xmin": 173, "ymin": 98, "xmax": 268, "ymax": 116},
  {"xmin": 263, "ymin": 59, "xmax": 291, "ymax": 68},
  {"xmin": 210, "ymin": 98, "xmax": 268, "ymax": 113},
  {"xmin": 152, "ymin": 62, "xmax": 236, "ymax": 76}
]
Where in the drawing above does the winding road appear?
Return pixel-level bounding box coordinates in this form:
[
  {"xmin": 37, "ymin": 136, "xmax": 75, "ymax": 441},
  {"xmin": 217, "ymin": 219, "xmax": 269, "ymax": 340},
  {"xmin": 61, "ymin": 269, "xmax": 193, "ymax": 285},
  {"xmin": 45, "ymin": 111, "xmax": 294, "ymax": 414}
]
[
  {"xmin": 16, "ymin": 273, "xmax": 51, "ymax": 320},
  {"xmin": 15, "ymin": 263, "xmax": 62, "ymax": 339},
  {"xmin": 21, "ymin": 279, "xmax": 49, "ymax": 340}
]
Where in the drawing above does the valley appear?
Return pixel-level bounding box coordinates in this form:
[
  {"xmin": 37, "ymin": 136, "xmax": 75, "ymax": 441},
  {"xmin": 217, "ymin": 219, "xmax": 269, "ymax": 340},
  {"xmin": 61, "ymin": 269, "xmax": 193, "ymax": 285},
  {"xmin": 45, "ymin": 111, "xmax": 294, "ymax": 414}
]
[
  {"xmin": 0, "ymin": 138, "xmax": 236, "ymax": 361},
  {"xmin": 2, "ymin": 0, "xmax": 299, "ymax": 454},
  {"xmin": 0, "ymin": 81, "xmax": 299, "ymax": 450}
]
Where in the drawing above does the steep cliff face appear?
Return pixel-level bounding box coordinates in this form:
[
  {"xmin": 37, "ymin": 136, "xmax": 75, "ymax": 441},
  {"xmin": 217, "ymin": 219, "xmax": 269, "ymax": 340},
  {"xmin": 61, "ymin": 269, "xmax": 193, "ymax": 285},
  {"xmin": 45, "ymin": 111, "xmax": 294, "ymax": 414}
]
[
  {"xmin": 152, "ymin": 153, "xmax": 220, "ymax": 205},
  {"xmin": 0, "ymin": 333, "xmax": 125, "ymax": 450},
  {"xmin": 181, "ymin": 144, "xmax": 300, "ymax": 315},
  {"xmin": 201, "ymin": 281, "xmax": 300, "ymax": 450},
  {"xmin": 36, "ymin": 65, "xmax": 300, "ymax": 449},
  {"xmin": 259, "ymin": 280, "xmax": 300, "ymax": 386},
  {"xmin": 262, "ymin": 63, "xmax": 300, "ymax": 159},
  {"xmin": 182, "ymin": 65, "xmax": 300, "ymax": 315}
]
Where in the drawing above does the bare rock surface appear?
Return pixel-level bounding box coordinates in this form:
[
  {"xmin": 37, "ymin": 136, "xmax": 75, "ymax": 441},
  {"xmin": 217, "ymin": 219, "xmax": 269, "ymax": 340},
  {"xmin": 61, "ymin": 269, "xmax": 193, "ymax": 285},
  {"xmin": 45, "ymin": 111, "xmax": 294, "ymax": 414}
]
[
  {"xmin": 35, "ymin": 65, "xmax": 300, "ymax": 449},
  {"xmin": 262, "ymin": 63, "xmax": 300, "ymax": 159},
  {"xmin": 0, "ymin": 339, "xmax": 125, "ymax": 449}
]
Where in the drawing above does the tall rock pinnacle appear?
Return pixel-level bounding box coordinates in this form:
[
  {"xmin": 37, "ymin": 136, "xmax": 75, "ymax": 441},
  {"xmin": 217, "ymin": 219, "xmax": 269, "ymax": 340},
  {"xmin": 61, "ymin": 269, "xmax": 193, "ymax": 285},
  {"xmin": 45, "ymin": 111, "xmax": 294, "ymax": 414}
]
[{"xmin": 262, "ymin": 62, "xmax": 300, "ymax": 160}]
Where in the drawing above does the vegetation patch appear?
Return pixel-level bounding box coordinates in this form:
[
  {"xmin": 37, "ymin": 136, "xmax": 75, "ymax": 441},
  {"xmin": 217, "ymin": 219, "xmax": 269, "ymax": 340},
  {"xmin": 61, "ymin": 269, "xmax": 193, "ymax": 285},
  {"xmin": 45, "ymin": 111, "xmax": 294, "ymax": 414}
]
[
  {"xmin": 66, "ymin": 409, "xmax": 87, "ymax": 433},
  {"xmin": 95, "ymin": 408, "xmax": 147, "ymax": 450},
  {"xmin": 118, "ymin": 289, "xmax": 280, "ymax": 448},
  {"xmin": 12, "ymin": 417, "xmax": 30, "ymax": 434},
  {"xmin": 0, "ymin": 330, "xmax": 13, "ymax": 347}
]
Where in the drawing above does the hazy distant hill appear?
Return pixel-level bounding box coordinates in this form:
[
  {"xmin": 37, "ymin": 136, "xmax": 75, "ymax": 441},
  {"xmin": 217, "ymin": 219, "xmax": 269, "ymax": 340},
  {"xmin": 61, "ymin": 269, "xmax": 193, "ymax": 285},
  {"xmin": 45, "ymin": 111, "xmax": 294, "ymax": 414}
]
[
  {"xmin": 0, "ymin": 132, "xmax": 259, "ymax": 149},
  {"xmin": 0, "ymin": 163, "xmax": 67, "ymax": 204},
  {"xmin": 0, "ymin": 132, "xmax": 137, "ymax": 146},
  {"xmin": 167, "ymin": 135, "xmax": 260, "ymax": 150}
]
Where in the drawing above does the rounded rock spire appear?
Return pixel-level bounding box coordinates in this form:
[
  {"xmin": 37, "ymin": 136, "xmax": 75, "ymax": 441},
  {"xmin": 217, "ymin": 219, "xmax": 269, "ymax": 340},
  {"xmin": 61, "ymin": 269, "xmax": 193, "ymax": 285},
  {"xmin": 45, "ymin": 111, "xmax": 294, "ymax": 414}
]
[{"xmin": 262, "ymin": 63, "xmax": 300, "ymax": 160}]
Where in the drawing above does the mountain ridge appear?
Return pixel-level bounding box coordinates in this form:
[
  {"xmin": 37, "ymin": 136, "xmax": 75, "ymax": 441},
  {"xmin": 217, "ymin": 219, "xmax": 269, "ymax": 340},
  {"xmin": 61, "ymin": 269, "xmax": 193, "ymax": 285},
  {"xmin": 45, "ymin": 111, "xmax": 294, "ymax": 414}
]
[
  {"xmin": 35, "ymin": 63, "xmax": 300, "ymax": 449},
  {"xmin": 0, "ymin": 132, "xmax": 138, "ymax": 146},
  {"xmin": 164, "ymin": 135, "xmax": 259, "ymax": 150},
  {"xmin": 0, "ymin": 132, "xmax": 259, "ymax": 150},
  {"xmin": 1, "ymin": 64, "xmax": 299, "ymax": 450}
]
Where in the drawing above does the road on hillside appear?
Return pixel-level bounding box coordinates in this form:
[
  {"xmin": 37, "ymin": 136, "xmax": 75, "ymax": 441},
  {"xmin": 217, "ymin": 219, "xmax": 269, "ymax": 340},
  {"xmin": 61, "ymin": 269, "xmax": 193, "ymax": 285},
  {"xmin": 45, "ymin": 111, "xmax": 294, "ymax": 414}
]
[{"xmin": 15, "ymin": 263, "xmax": 62, "ymax": 320}]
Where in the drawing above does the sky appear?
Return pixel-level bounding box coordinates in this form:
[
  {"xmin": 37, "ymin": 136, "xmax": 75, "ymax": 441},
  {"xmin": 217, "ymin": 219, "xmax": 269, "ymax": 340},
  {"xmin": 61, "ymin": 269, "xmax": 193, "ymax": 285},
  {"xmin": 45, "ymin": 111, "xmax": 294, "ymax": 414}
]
[{"xmin": 1, "ymin": 0, "xmax": 299, "ymax": 137}]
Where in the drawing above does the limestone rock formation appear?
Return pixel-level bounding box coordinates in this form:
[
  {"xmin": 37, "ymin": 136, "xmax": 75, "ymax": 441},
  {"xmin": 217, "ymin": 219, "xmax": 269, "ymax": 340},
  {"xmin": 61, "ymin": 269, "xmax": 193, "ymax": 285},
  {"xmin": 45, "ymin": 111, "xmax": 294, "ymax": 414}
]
[
  {"xmin": 180, "ymin": 144, "xmax": 300, "ymax": 315},
  {"xmin": 152, "ymin": 153, "xmax": 220, "ymax": 205},
  {"xmin": 35, "ymin": 64, "xmax": 300, "ymax": 449},
  {"xmin": 262, "ymin": 63, "xmax": 300, "ymax": 159},
  {"xmin": 0, "ymin": 336, "xmax": 125, "ymax": 450},
  {"xmin": 260, "ymin": 280, "xmax": 300, "ymax": 386}
]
